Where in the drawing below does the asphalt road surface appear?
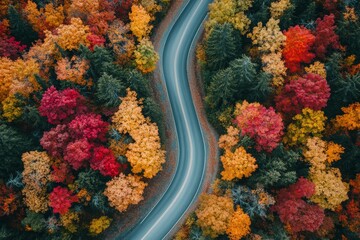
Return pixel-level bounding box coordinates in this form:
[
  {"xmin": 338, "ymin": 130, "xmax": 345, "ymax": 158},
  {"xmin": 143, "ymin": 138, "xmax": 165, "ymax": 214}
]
[{"xmin": 118, "ymin": 0, "xmax": 212, "ymax": 239}]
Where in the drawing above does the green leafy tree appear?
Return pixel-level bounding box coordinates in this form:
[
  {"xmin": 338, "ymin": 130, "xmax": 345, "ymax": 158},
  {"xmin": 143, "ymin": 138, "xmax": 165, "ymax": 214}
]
[
  {"xmin": 8, "ymin": 6, "xmax": 38, "ymax": 46},
  {"xmin": 75, "ymin": 169, "xmax": 106, "ymax": 193},
  {"xmin": 205, "ymin": 23, "xmax": 237, "ymax": 70}
]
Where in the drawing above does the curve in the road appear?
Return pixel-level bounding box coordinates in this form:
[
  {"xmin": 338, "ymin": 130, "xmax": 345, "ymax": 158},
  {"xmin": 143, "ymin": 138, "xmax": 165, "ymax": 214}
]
[{"xmin": 118, "ymin": 0, "xmax": 212, "ymax": 239}]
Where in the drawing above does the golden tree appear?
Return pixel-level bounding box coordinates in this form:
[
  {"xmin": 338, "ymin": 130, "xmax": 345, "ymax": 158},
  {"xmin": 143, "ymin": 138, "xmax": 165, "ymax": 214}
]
[
  {"xmin": 334, "ymin": 102, "xmax": 360, "ymax": 130},
  {"xmin": 103, "ymin": 173, "xmax": 147, "ymax": 212},
  {"xmin": 220, "ymin": 147, "xmax": 258, "ymax": 181},
  {"xmin": 22, "ymin": 151, "xmax": 51, "ymax": 213},
  {"xmin": 112, "ymin": 89, "xmax": 165, "ymax": 178},
  {"xmin": 129, "ymin": 4, "xmax": 152, "ymax": 40},
  {"xmin": 195, "ymin": 194, "xmax": 234, "ymax": 238}
]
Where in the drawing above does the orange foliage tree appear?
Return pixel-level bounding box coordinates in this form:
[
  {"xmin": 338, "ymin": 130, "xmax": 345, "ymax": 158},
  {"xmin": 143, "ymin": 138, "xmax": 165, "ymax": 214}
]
[
  {"xmin": 226, "ymin": 206, "xmax": 251, "ymax": 240},
  {"xmin": 103, "ymin": 173, "xmax": 147, "ymax": 212}
]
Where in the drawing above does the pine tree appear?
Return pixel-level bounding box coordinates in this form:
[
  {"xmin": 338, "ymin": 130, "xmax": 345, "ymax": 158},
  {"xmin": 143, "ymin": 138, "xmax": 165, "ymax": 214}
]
[
  {"xmin": 7, "ymin": 6, "xmax": 38, "ymax": 46},
  {"xmin": 0, "ymin": 123, "xmax": 35, "ymax": 179},
  {"xmin": 205, "ymin": 23, "xmax": 237, "ymax": 70},
  {"xmin": 95, "ymin": 73, "xmax": 125, "ymax": 108},
  {"xmin": 206, "ymin": 67, "xmax": 238, "ymax": 108}
]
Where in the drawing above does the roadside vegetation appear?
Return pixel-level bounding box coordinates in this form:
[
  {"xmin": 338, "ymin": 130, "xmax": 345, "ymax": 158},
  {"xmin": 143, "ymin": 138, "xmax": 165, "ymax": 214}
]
[
  {"xmin": 0, "ymin": 0, "xmax": 170, "ymax": 239},
  {"xmin": 176, "ymin": 0, "xmax": 360, "ymax": 239}
]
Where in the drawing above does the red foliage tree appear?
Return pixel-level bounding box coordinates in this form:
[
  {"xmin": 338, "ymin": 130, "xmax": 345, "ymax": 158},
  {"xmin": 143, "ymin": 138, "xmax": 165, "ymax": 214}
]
[
  {"xmin": 39, "ymin": 86, "xmax": 88, "ymax": 125},
  {"xmin": 283, "ymin": 26, "xmax": 316, "ymax": 72},
  {"xmin": 0, "ymin": 20, "xmax": 26, "ymax": 59},
  {"xmin": 64, "ymin": 139, "xmax": 92, "ymax": 170},
  {"xmin": 49, "ymin": 186, "xmax": 78, "ymax": 215},
  {"xmin": 87, "ymin": 34, "xmax": 105, "ymax": 51},
  {"xmin": 40, "ymin": 124, "xmax": 71, "ymax": 158},
  {"xmin": 0, "ymin": 183, "xmax": 19, "ymax": 216},
  {"xmin": 275, "ymin": 73, "xmax": 331, "ymax": 115},
  {"xmin": 50, "ymin": 161, "xmax": 74, "ymax": 184},
  {"xmin": 115, "ymin": 0, "xmax": 133, "ymax": 21},
  {"xmin": 271, "ymin": 177, "xmax": 325, "ymax": 233},
  {"xmin": 234, "ymin": 101, "xmax": 284, "ymax": 152},
  {"xmin": 313, "ymin": 14, "xmax": 340, "ymax": 59},
  {"xmin": 68, "ymin": 114, "xmax": 109, "ymax": 142},
  {"xmin": 90, "ymin": 146, "xmax": 123, "ymax": 177}
]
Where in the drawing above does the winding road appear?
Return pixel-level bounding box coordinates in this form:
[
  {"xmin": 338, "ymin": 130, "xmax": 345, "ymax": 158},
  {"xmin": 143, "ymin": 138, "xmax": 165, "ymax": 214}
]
[{"xmin": 119, "ymin": 0, "xmax": 212, "ymax": 239}]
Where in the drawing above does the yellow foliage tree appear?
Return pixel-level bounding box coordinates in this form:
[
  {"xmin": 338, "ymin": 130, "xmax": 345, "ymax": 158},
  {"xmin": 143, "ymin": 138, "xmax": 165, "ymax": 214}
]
[
  {"xmin": 247, "ymin": 18, "xmax": 285, "ymax": 54},
  {"xmin": 305, "ymin": 61, "xmax": 327, "ymax": 79},
  {"xmin": 195, "ymin": 194, "xmax": 234, "ymax": 238},
  {"xmin": 303, "ymin": 137, "xmax": 349, "ymax": 210},
  {"xmin": 103, "ymin": 173, "xmax": 147, "ymax": 212},
  {"xmin": 60, "ymin": 211, "xmax": 80, "ymax": 233},
  {"xmin": 1, "ymin": 95, "xmax": 23, "ymax": 122},
  {"xmin": 270, "ymin": 0, "xmax": 291, "ymax": 19},
  {"xmin": 55, "ymin": 18, "xmax": 90, "ymax": 51},
  {"xmin": 283, "ymin": 108, "xmax": 327, "ymax": 146},
  {"xmin": 261, "ymin": 52, "xmax": 287, "ymax": 87},
  {"xmin": 134, "ymin": 38, "xmax": 159, "ymax": 73},
  {"xmin": 129, "ymin": 4, "xmax": 152, "ymax": 40},
  {"xmin": 334, "ymin": 102, "xmax": 360, "ymax": 130},
  {"xmin": 22, "ymin": 151, "xmax": 51, "ymax": 213},
  {"xmin": 89, "ymin": 216, "xmax": 112, "ymax": 236},
  {"xmin": 112, "ymin": 89, "xmax": 165, "ymax": 178},
  {"xmin": 220, "ymin": 147, "xmax": 258, "ymax": 181},
  {"xmin": 226, "ymin": 206, "xmax": 251, "ymax": 240}
]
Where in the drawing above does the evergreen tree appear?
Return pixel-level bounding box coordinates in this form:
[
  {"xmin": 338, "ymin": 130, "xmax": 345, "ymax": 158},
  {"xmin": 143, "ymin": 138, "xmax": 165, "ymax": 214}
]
[
  {"xmin": 95, "ymin": 73, "xmax": 126, "ymax": 108},
  {"xmin": 125, "ymin": 69, "xmax": 151, "ymax": 98},
  {"xmin": 247, "ymin": 144, "xmax": 301, "ymax": 189},
  {"xmin": 0, "ymin": 123, "xmax": 35, "ymax": 179},
  {"xmin": 7, "ymin": 6, "xmax": 38, "ymax": 46},
  {"xmin": 206, "ymin": 67, "xmax": 238, "ymax": 109},
  {"xmin": 205, "ymin": 23, "xmax": 237, "ymax": 71}
]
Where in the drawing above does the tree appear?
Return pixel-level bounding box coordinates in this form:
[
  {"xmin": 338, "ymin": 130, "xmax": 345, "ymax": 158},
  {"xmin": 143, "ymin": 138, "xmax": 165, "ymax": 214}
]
[
  {"xmin": 8, "ymin": 5, "xmax": 38, "ymax": 46},
  {"xmin": 89, "ymin": 216, "xmax": 112, "ymax": 236},
  {"xmin": 220, "ymin": 147, "xmax": 258, "ymax": 181},
  {"xmin": 49, "ymin": 186, "xmax": 78, "ymax": 215},
  {"xmin": 234, "ymin": 101, "xmax": 284, "ymax": 152},
  {"xmin": 134, "ymin": 38, "xmax": 159, "ymax": 73},
  {"xmin": 205, "ymin": 23, "xmax": 237, "ymax": 70},
  {"xmin": 283, "ymin": 108, "xmax": 327, "ymax": 146},
  {"xmin": 335, "ymin": 102, "xmax": 360, "ymax": 130},
  {"xmin": 206, "ymin": 67, "xmax": 238, "ymax": 108},
  {"xmin": 22, "ymin": 151, "xmax": 51, "ymax": 213},
  {"xmin": 226, "ymin": 207, "xmax": 251, "ymax": 240},
  {"xmin": 103, "ymin": 173, "xmax": 147, "ymax": 212},
  {"xmin": 313, "ymin": 14, "xmax": 340, "ymax": 59},
  {"xmin": 275, "ymin": 73, "xmax": 331, "ymax": 115},
  {"xmin": 195, "ymin": 194, "xmax": 234, "ymax": 238},
  {"xmin": 95, "ymin": 73, "xmax": 125, "ymax": 108},
  {"xmin": 271, "ymin": 177, "xmax": 325, "ymax": 233},
  {"xmin": 129, "ymin": 4, "xmax": 152, "ymax": 40},
  {"xmin": 112, "ymin": 89, "xmax": 165, "ymax": 178},
  {"xmin": 282, "ymin": 25, "xmax": 315, "ymax": 72},
  {"xmin": 248, "ymin": 144, "xmax": 299, "ymax": 189},
  {"xmin": 55, "ymin": 56, "xmax": 90, "ymax": 86}
]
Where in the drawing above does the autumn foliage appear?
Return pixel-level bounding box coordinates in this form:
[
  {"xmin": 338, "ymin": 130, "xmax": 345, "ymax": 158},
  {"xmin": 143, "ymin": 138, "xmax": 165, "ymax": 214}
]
[
  {"xmin": 283, "ymin": 26, "xmax": 316, "ymax": 72},
  {"xmin": 234, "ymin": 101, "xmax": 284, "ymax": 152},
  {"xmin": 275, "ymin": 73, "xmax": 331, "ymax": 115}
]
